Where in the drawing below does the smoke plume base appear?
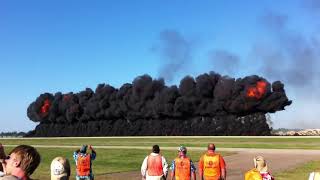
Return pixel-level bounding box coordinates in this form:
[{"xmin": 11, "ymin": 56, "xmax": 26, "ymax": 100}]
[{"xmin": 26, "ymin": 72, "xmax": 291, "ymax": 136}]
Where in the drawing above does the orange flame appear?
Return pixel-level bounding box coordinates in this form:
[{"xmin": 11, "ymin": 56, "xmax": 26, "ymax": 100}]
[
  {"xmin": 41, "ymin": 99, "xmax": 51, "ymax": 113},
  {"xmin": 247, "ymin": 81, "xmax": 267, "ymax": 99}
]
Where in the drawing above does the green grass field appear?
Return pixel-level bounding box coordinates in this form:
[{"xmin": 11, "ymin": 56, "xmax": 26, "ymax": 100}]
[
  {"xmin": 1, "ymin": 136, "xmax": 320, "ymax": 179},
  {"xmin": 2, "ymin": 136, "xmax": 320, "ymax": 149},
  {"xmin": 274, "ymin": 160, "xmax": 320, "ymax": 180}
]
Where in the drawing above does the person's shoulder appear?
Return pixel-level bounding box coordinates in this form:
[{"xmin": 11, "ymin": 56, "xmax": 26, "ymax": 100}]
[
  {"xmin": 212, "ymin": 152, "xmax": 222, "ymax": 157},
  {"xmin": 150, "ymin": 153, "xmax": 160, "ymax": 157},
  {"xmin": 0, "ymin": 175, "xmax": 20, "ymax": 180},
  {"xmin": 143, "ymin": 155, "xmax": 149, "ymax": 160},
  {"xmin": 217, "ymin": 153, "xmax": 224, "ymax": 157},
  {"xmin": 205, "ymin": 152, "xmax": 223, "ymax": 159},
  {"xmin": 174, "ymin": 156, "xmax": 180, "ymax": 160},
  {"xmin": 199, "ymin": 153, "xmax": 205, "ymax": 159},
  {"xmin": 205, "ymin": 152, "xmax": 216, "ymax": 156}
]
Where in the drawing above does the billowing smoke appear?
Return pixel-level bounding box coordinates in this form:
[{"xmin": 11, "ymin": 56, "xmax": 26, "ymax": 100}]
[
  {"xmin": 152, "ymin": 29, "xmax": 193, "ymax": 81},
  {"xmin": 26, "ymin": 72, "xmax": 291, "ymax": 136},
  {"xmin": 255, "ymin": 10, "xmax": 320, "ymax": 89},
  {"xmin": 250, "ymin": 9, "xmax": 320, "ymax": 128},
  {"xmin": 208, "ymin": 50, "xmax": 240, "ymax": 75}
]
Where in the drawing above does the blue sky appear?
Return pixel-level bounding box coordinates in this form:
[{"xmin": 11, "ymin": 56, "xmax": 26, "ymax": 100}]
[{"xmin": 0, "ymin": 0, "xmax": 319, "ymax": 132}]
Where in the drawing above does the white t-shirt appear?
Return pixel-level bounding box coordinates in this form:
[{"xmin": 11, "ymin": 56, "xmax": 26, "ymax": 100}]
[
  {"xmin": 141, "ymin": 153, "xmax": 168, "ymax": 179},
  {"xmin": 309, "ymin": 172, "xmax": 320, "ymax": 180}
]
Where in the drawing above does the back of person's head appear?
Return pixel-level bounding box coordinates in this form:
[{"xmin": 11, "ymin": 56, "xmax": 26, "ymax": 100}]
[
  {"xmin": 80, "ymin": 145, "xmax": 87, "ymax": 154},
  {"xmin": 152, "ymin": 145, "xmax": 160, "ymax": 154},
  {"xmin": 51, "ymin": 156, "xmax": 70, "ymax": 180},
  {"xmin": 207, "ymin": 143, "xmax": 216, "ymax": 151},
  {"xmin": 254, "ymin": 155, "xmax": 268, "ymax": 172},
  {"xmin": 178, "ymin": 146, "xmax": 187, "ymax": 155},
  {"xmin": 9, "ymin": 145, "xmax": 41, "ymax": 176},
  {"xmin": 178, "ymin": 146, "xmax": 187, "ymax": 157}
]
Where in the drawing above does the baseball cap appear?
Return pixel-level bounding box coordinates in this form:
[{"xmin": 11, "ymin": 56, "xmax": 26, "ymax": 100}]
[
  {"xmin": 80, "ymin": 145, "xmax": 87, "ymax": 153},
  {"xmin": 51, "ymin": 157, "xmax": 70, "ymax": 180},
  {"xmin": 178, "ymin": 146, "xmax": 187, "ymax": 152}
]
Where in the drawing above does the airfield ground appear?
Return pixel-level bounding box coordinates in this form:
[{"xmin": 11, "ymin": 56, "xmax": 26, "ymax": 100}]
[{"xmin": 1, "ymin": 136, "xmax": 320, "ymax": 180}]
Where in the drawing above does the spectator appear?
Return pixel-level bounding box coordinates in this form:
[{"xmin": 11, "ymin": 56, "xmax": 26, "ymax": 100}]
[
  {"xmin": 245, "ymin": 155, "xmax": 274, "ymax": 180},
  {"xmin": 170, "ymin": 146, "xmax": 196, "ymax": 180},
  {"xmin": 51, "ymin": 156, "xmax": 70, "ymax": 180},
  {"xmin": 73, "ymin": 145, "xmax": 96, "ymax": 180},
  {"xmin": 198, "ymin": 143, "xmax": 226, "ymax": 180},
  {"xmin": 141, "ymin": 145, "xmax": 168, "ymax": 180},
  {"xmin": 0, "ymin": 145, "xmax": 41, "ymax": 180}
]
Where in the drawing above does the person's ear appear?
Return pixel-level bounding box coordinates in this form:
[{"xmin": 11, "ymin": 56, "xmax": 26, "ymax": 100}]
[{"xmin": 13, "ymin": 159, "xmax": 21, "ymax": 167}]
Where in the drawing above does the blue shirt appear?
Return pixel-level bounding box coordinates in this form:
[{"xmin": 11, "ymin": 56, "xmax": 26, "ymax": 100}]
[{"xmin": 170, "ymin": 158, "xmax": 196, "ymax": 174}]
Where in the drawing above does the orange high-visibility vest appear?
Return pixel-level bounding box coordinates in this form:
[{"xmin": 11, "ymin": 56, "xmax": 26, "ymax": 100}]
[
  {"xmin": 174, "ymin": 157, "xmax": 191, "ymax": 180},
  {"xmin": 203, "ymin": 154, "xmax": 220, "ymax": 178},
  {"xmin": 147, "ymin": 155, "xmax": 163, "ymax": 176},
  {"xmin": 245, "ymin": 168, "xmax": 262, "ymax": 180},
  {"xmin": 76, "ymin": 154, "xmax": 91, "ymax": 176}
]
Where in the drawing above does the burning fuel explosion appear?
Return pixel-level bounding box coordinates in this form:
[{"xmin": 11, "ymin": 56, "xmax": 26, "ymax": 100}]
[{"xmin": 26, "ymin": 72, "xmax": 291, "ymax": 137}]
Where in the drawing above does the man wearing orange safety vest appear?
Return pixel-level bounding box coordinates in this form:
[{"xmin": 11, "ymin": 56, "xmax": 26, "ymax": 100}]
[
  {"xmin": 170, "ymin": 146, "xmax": 196, "ymax": 180},
  {"xmin": 198, "ymin": 144, "xmax": 226, "ymax": 180},
  {"xmin": 141, "ymin": 145, "xmax": 168, "ymax": 180},
  {"xmin": 73, "ymin": 145, "xmax": 96, "ymax": 180}
]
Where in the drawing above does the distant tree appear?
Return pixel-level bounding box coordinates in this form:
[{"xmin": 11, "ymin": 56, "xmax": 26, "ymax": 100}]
[{"xmin": 0, "ymin": 131, "xmax": 26, "ymax": 137}]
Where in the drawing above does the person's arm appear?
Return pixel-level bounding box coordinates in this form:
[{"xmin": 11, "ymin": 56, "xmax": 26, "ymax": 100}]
[
  {"xmin": 89, "ymin": 145, "xmax": 96, "ymax": 160},
  {"xmin": 141, "ymin": 156, "xmax": 148, "ymax": 179},
  {"xmin": 192, "ymin": 171, "xmax": 196, "ymax": 180},
  {"xmin": 170, "ymin": 160, "xmax": 175, "ymax": 180},
  {"xmin": 198, "ymin": 155, "xmax": 204, "ymax": 180},
  {"xmin": 221, "ymin": 168, "xmax": 226, "ymax": 180},
  {"xmin": 162, "ymin": 156, "xmax": 169, "ymax": 178},
  {"xmin": 190, "ymin": 160, "xmax": 196, "ymax": 180},
  {"xmin": 220, "ymin": 156, "xmax": 226, "ymax": 180},
  {"xmin": 73, "ymin": 150, "xmax": 79, "ymax": 163},
  {"xmin": 170, "ymin": 171, "xmax": 175, "ymax": 180}
]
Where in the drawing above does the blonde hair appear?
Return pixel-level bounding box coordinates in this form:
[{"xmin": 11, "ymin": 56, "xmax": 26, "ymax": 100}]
[{"xmin": 254, "ymin": 155, "xmax": 268, "ymax": 172}]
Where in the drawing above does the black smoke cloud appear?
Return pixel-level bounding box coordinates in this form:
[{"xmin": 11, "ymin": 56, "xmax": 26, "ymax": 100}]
[
  {"xmin": 201, "ymin": 7, "xmax": 319, "ymax": 128},
  {"xmin": 27, "ymin": 72, "xmax": 291, "ymax": 136}
]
